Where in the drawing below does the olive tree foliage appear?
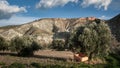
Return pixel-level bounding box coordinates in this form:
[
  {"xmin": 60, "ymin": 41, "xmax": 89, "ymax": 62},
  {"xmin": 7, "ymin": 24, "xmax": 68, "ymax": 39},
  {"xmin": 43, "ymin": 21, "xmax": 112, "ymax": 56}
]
[
  {"xmin": 68, "ymin": 21, "xmax": 112, "ymax": 59},
  {"xmin": 10, "ymin": 36, "xmax": 41, "ymax": 56},
  {"xmin": 94, "ymin": 21, "xmax": 112, "ymax": 57},
  {"xmin": 10, "ymin": 36, "xmax": 32, "ymax": 52},
  {"xmin": 51, "ymin": 40, "xmax": 65, "ymax": 51},
  {"xmin": 0, "ymin": 36, "xmax": 9, "ymax": 51},
  {"xmin": 68, "ymin": 25, "xmax": 84, "ymax": 52}
]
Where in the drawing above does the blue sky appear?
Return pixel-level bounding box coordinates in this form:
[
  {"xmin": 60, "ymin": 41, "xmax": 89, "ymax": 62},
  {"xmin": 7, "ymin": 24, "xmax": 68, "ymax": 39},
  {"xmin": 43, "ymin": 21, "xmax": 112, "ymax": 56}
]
[{"xmin": 0, "ymin": 0, "xmax": 120, "ymax": 26}]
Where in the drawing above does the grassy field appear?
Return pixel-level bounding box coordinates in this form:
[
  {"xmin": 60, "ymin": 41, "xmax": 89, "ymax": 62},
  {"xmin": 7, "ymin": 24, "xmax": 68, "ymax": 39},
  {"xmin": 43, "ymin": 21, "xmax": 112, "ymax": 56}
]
[{"xmin": 0, "ymin": 50, "xmax": 120, "ymax": 68}]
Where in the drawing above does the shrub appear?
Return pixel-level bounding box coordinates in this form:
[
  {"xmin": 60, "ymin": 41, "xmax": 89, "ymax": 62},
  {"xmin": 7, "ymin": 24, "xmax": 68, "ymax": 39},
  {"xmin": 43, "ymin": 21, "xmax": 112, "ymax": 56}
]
[
  {"xmin": 104, "ymin": 54, "xmax": 120, "ymax": 68},
  {"xmin": 31, "ymin": 62, "xmax": 42, "ymax": 68},
  {"xmin": 51, "ymin": 40, "xmax": 65, "ymax": 51},
  {"xmin": 8, "ymin": 62, "xmax": 26, "ymax": 68},
  {"xmin": 31, "ymin": 41, "xmax": 42, "ymax": 51}
]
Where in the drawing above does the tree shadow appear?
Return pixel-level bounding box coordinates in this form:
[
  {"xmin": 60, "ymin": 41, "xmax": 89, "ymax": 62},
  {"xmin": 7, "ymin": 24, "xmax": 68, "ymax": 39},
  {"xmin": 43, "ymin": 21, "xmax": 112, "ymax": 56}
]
[{"xmin": 0, "ymin": 51, "xmax": 17, "ymax": 56}]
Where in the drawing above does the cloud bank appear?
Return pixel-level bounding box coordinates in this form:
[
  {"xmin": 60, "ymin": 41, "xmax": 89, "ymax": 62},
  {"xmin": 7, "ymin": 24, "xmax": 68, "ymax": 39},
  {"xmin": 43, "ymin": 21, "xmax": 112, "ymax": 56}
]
[
  {"xmin": 0, "ymin": 0, "xmax": 27, "ymax": 20},
  {"xmin": 36, "ymin": 0, "xmax": 78, "ymax": 8},
  {"xmin": 36, "ymin": 0, "xmax": 112, "ymax": 10},
  {"xmin": 81, "ymin": 0, "xmax": 112, "ymax": 10}
]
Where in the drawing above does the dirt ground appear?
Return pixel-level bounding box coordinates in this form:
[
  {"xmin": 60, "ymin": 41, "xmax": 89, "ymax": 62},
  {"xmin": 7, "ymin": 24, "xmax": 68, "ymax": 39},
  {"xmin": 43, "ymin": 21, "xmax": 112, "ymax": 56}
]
[
  {"xmin": 0, "ymin": 50, "xmax": 74, "ymax": 65},
  {"xmin": 35, "ymin": 50, "xmax": 74, "ymax": 60}
]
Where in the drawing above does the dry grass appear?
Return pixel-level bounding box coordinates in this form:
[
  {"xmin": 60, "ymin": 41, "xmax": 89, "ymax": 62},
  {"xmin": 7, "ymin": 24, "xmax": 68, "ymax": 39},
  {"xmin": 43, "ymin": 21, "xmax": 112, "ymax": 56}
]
[{"xmin": 35, "ymin": 50, "xmax": 74, "ymax": 60}]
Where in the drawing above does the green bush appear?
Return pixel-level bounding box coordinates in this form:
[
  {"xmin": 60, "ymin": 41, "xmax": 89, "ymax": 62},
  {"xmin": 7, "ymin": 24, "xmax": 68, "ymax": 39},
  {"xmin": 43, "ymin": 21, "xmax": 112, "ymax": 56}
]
[
  {"xmin": 31, "ymin": 41, "xmax": 42, "ymax": 51},
  {"xmin": 8, "ymin": 62, "xmax": 26, "ymax": 68},
  {"xmin": 51, "ymin": 40, "xmax": 65, "ymax": 51},
  {"xmin": 105, "ymin": 54, "xmax": 120, "ymax": 68},
  {"xmin": 31, "ymin": 62, "xmax": 43, "ymax": 68}
]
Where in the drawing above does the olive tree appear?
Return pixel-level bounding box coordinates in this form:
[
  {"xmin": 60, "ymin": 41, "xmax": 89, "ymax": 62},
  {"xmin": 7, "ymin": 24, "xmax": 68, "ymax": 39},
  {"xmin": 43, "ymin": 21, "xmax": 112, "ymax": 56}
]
[
  {"xmin": 10, "ymin": 36, "xmax": 32, "ymax": 52},
  {"xmin": 0, "ymin": 36, "xmax": 8, "ymax": 51},
  {"xmin": 68, "ymin": 21, "xmax": 112, "ymax": 60},
  {"xmin": 10, "ymin": 36, "xmax": 41, "ymax": 56}
]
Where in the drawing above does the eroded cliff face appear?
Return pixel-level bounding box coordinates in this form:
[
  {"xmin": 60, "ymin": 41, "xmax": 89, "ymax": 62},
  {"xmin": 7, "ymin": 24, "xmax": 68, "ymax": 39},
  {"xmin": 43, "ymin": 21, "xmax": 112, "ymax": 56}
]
[{"xmin": 0, "ymin": 17, "xmax": 95, "ymax": 45}]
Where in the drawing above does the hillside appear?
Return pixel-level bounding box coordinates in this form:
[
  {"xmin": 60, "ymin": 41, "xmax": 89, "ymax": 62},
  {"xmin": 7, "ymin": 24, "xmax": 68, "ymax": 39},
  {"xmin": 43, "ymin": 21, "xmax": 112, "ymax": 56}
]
[
  {"xmin": 0, "ymin": 17, "xmax": 96, "ymax": 45},
  {"xmin": 108, "ymin": 14, "xmax": 120, "ymax": 41},
  {"xmin": 0, "ymin": 14, "xmax": 120, "ymax": 45}
]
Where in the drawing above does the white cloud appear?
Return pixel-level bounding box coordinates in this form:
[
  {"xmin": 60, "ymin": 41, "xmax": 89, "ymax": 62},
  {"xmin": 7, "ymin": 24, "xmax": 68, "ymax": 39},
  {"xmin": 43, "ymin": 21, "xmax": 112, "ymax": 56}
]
[
  {"xmin": 81, "ymin": 0, "xmax": 112, "ymax": 10},
  {"xmin": 0, "ymin": 0, "xmax": 27, "ymax": 20},
  {"xmin": 0, "ymin": 15, "xmax": 39, "ymax": 26},
  {"xmin": 99, "ymin": 15, "xmax": 106, "ymax": 19},
  {"xmin": 36, "ymin": 0, "xmax": 78, "ymax": 8},
  {"xmin": 99, "ymin": 15, "xmax": 111, "ymax": 20}
]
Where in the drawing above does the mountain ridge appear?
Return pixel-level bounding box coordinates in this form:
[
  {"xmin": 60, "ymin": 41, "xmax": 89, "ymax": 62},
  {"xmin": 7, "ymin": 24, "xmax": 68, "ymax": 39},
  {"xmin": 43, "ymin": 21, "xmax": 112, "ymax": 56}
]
[{"xmin": 108, "ymin": 13, "xmax": 120, "ymax": 41}]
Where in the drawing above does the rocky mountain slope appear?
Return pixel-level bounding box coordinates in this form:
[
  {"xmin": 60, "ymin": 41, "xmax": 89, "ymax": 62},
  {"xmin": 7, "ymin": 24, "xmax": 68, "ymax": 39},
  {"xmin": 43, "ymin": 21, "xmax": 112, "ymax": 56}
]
[
  {"xmin": 0, "ymin": 17, "xmax": 96, "ymax": 45},
  {"xmin": 0, "ymin": 14, "xmax": 120, "ymax": 45},
  {"xmin": 108, "ymin": 14, "xmax": 120, "ymax": 41}
]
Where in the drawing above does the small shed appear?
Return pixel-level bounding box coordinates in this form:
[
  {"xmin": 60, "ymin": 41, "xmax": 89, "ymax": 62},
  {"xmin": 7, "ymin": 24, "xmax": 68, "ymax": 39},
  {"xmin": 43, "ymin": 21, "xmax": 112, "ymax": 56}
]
[{"xmin": 74, "ymin": 53, "xmax": 88, "ymax": 62}]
